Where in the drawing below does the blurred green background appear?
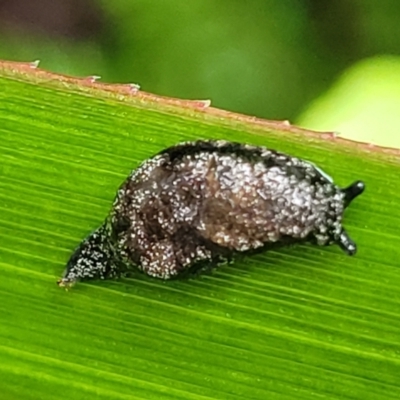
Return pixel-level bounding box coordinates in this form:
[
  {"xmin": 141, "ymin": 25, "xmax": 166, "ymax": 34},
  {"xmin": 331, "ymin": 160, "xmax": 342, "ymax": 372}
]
[{"xmin": 1, "ymin": 0, "xmax": 399, "ymax": 148}]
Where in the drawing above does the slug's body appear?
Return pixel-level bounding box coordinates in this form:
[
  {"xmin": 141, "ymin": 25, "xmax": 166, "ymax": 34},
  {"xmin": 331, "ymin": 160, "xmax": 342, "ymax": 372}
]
[{"xmin": 58, "ymin": 140, "xmax": 365, "ymax": 287}]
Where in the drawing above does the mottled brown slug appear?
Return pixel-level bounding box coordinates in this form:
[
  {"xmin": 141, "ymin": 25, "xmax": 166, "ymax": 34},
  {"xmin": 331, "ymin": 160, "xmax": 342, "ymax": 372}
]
[{"xmin": 58, "ymin": 140, "xmax": 365, "ymax": 287}]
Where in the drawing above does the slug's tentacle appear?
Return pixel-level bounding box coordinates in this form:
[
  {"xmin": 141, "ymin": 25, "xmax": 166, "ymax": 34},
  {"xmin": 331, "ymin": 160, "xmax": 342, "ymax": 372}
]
[
  {"xmin": 343, "ymin": 180, "xmax": 365, "ymax": 208},
  {"xmin": 337, "ymin": 229, "xmax": 357, "ymax": 256}
]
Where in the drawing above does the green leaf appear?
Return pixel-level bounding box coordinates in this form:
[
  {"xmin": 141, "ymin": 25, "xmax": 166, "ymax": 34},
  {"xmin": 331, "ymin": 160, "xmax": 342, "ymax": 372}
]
[
  {"xmin": 1, "ymin": 62, "xmax": 399, "ymax": 400},
  {"xmin": 297, "ymin": 55, "xmax": 400, "ymax": 149}
]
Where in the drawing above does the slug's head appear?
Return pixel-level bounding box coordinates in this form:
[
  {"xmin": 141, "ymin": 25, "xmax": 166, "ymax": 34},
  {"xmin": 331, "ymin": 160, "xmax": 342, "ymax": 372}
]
[
  {"xmin": 58, "ymin": 225, "xmax": 114, "ymax": 288},
  {"xmin": 335, "ymin": 180, "xmax": 365, "ymax": 256}
]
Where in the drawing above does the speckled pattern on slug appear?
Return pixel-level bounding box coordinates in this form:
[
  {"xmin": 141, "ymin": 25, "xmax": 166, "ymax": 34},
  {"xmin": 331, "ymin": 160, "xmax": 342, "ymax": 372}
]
[{"xmin": 58, "ymin": 140, "xmax": 365, "ymax": 287}]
